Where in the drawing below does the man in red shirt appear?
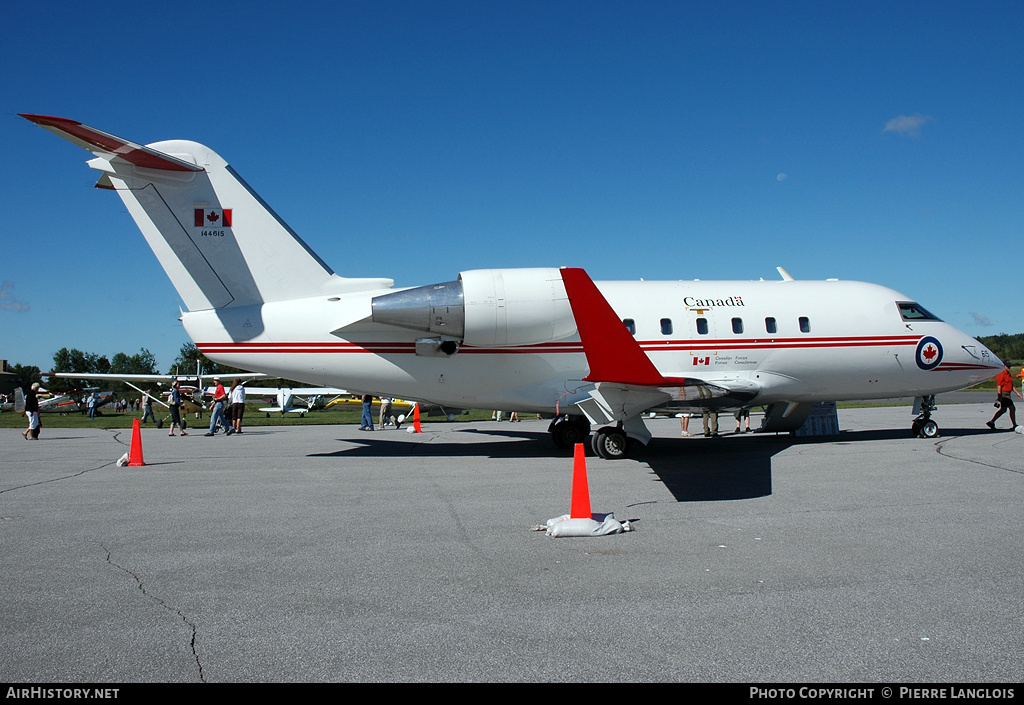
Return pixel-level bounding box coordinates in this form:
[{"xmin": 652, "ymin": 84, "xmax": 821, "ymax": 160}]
[{"xmin": 987, "ymin": 362, "xmax": 1020, "ymax": 430}]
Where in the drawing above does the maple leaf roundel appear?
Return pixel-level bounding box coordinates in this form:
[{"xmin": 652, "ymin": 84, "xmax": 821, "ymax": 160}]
[{"xmin": 915, "ymin": 336, "xmax": 943, "ymax": 370}]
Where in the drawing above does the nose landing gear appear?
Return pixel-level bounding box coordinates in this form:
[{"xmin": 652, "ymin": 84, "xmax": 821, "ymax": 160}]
[{"xmin": 912, "ymin": 395, "xmax": 939, "ymax": 438}]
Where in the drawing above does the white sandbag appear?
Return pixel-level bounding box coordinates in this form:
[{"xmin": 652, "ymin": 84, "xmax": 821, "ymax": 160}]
[
  {"xmin": 544, "ymin": 513, "xmax": 631, "ymax": 537},
  {"xmin": 116, "ymin": 452, "xmax": 129, "ymax": 467}
]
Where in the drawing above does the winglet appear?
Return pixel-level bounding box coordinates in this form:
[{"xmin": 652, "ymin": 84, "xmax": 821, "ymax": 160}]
[
  {"xmin": 20, "ymin": 114, "xmax": 203, "ymax": 172},
  {"xmin": 560, "ymin": 267, "xmax": 687, "ymax": 386}
]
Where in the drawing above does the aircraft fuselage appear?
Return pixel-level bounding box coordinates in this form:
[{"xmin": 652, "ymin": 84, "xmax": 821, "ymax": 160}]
[{"xmin": 184, "ymin": 275, "xmax": 997, "ymax": 414}]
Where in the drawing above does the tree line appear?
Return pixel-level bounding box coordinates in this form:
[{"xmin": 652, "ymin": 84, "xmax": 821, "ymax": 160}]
[{"xmin": 975, "ymin": 334, "xmax": 1024, "ymax": 365}]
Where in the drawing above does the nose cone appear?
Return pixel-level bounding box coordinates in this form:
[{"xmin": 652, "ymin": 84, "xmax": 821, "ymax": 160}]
[{"xmin": 949, "ymin": 332, "xmax": 1003, "ymax": 386}]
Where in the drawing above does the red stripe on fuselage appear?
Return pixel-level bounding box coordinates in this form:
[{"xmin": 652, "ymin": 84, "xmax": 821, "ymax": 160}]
[{"xmin": 196, "ymin": 335, "xmax": 920, "ymax": 356}]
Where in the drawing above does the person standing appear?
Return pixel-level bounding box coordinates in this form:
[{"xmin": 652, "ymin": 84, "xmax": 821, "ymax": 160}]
[
  {"xmin": 734, "ymin": 408, "xmax": 751, "ymax": 433},
  {"xmin": 87, "ymin": 392, "xmax": 97, "ymax": 420},
  {"xmin": 205, "ymin": 378, "xmax": 227, "ymax": 436},
  {"xmin": 987, "ymin": 361, "xmax": 1021, "ymax": 430},
  {"xmin": 22, "ymin": 382, "xmax": 41, "ymax": 440},
  {"xmin": 168, "ymin": 381, "xmax": 188, "ymax": 436},
  {"xmin": 360, "ymin": 394, "xmax": 374, "ymax": 430},
  {"xmin": 379, "ymin": 397, "xmax": 393, "ymax": 428},
  {"xmin": 229, "ymin": 379, "xmax": 246, "ymax": 434},
  {"xmin": 702, "ymin": 410, "xmax": 720, "ymax": 437},
  {"xmin": 141, "ymin": 393, "xmax": 155, "ymax": 423}
]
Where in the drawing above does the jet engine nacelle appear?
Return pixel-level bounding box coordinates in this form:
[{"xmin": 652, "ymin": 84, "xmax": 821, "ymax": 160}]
[{"xmin": 371, "ymin": 267, "xmax": 577, "ymax": 349}]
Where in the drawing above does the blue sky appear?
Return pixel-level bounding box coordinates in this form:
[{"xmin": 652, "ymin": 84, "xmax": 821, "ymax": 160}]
[{"xmin": 2, "ymin": 1, "xmax": 1021, "ymax": 372}]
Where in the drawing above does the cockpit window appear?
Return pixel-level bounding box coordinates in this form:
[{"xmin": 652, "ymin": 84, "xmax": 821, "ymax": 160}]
[{"xmin": 898, "ymin": 302, "xmax": 942, "ymax": 322}]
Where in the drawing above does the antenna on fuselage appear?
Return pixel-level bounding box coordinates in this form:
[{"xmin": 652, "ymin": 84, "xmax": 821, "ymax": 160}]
[{"xmin": 777, "ymin": 267, "xmax": 795, "ymax": 281}]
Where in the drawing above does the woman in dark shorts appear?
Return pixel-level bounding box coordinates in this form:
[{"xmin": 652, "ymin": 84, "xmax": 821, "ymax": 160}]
[{"xmin": 229, "ymin": 379, "xmax": 246, "ymax": 434}]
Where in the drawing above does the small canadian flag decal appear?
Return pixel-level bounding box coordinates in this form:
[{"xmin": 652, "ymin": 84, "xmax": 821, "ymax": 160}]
[
  {"xmin": 693, "ymin": 356, "xmax": 710, "ymax": 366},
  {"xmin": 195, "ymin": 208, "xmax": 232, "ymax": 227}
]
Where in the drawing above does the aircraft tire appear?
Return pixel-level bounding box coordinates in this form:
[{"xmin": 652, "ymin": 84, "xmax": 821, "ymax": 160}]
[
  {"xmin": 550, "ymin": 417, "xmax": 590, "ymax": 449},
  {"xmin": 920, "ymin": 419, "xmax": 939, "ymax": 438},
  {"xmin": 592, "ymin": 427, "xmax": 629, "ymax": 460}
]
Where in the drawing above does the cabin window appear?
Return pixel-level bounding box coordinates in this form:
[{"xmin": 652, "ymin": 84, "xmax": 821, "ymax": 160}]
[
  {"xmin": 623, "ymin": 318, "xmax": 636, "ymax": 335},
  {"xmin": 660, "ymin": 318, "xmax": 673, "ymax": 335},
  {"xmin": 799, "ymin": 316, "xmax": 811, "ymax": 333},
  {"xmin": 898, "ymin": 301, "xmax": 941, "ymax": 322},
  {"xmin": 731, "ymin": 317, "xmax": 743, "ymax": 334},
  {"xmin": 765, "ymin": 317, "xmax": 777, "ymax": 334},
  {"xmin": 696, "ymin": 318, "xmax": 708, "ymax": 335}
]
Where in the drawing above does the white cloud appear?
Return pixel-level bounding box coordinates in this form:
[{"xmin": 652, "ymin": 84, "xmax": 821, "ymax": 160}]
[
  {"xmin": 970, "ymin": 311, "xmax": 993, "ymax": 327},
  {"xmin": 0, "ymin": 280, "xmax": 29, "ymax": 312},
  {"xmin": 883, "ymin": 114, "xmax": 932, "ymax": 139}
]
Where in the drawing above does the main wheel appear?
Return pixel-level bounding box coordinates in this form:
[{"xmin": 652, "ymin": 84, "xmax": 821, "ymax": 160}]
[
  {"xmin": 592, "ymin": 427, "xmax": 629, "ymax": 460},
  {"xmin": 551, "ymin": 419, "xmax": 588, "ymax": 449},
  {"xmin": 550, "ymin": 416, "xmax": 590, "ymax": 449},
  {"xmin": 920, "ymin": 419, "xmax": 939, "ymax": 438}
]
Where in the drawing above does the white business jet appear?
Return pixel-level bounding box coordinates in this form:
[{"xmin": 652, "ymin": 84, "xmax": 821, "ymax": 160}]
[{"xmin": 22, "ymin": 114, "xmax": 1002, "ymax": 458}]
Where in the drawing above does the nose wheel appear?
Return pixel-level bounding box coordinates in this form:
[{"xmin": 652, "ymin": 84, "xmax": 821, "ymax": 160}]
[{"xmin": 912, "ymin": 395, "xmax": 939, "ymax": 438}]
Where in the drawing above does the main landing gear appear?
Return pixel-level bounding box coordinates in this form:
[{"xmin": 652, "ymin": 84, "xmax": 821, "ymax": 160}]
[
  {"xmin": 590, "ymin": 426, "xmax": 631, "ymax": 460},
  {"xmin": 911, "ymin": 395, "xmax": 939, "ymax": 438},
  {"xmin": 548, "ymin": 416, "xmax": 644, "ymax": 459},
  {"xmin": 548, "ymin": 415, "xmax": 591, "ymax": 449}
]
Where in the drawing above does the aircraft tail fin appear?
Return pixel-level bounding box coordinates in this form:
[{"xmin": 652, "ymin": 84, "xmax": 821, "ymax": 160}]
[{"xmin": 22, "ymin": 114, "xmax": 392, "ymax": 310}]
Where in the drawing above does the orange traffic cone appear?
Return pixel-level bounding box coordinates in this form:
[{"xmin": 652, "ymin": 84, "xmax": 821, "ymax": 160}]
[
  {"xmin": 569, "ymin": 443, "xmax": 591, "ymax": 519},
  {"xmin": 412, "ymin": 403, "xmax": 422, "ymax": 433},
  {"xmin": 127, "ymin": 418, "xmax": 145, "ymax": 466}
]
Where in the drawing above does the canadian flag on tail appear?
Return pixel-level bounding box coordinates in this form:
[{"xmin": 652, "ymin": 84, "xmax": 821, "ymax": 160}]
[{"xmin": 194, "ymin": 208, "xmax": 232, "ymax": 227}]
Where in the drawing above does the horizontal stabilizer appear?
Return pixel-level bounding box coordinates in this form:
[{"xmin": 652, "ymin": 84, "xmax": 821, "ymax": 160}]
[
  {"xmin": 23, "ymin": 114, "xmax": 386, "ymax": 310},
  {"xmin": 20, "ymin": 114, "xmax": 204, "ymax": 172}
]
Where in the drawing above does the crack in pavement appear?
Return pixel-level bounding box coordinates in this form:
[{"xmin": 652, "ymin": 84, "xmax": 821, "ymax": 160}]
[{"xmin": 102, "ymin": 543, "xmax": 206, "ymax": 682}]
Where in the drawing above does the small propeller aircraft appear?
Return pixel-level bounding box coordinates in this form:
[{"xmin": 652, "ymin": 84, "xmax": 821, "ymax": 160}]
[
  {"xmin": 321, "ymin": 396, "xmax": 463, "ymax": 421},
  {"xmin": 23, "ymin": 114, "xmax": 1002, "ymax": 457},
  {"xmin": 243, "ymin": 386, "xmax": 346, "ymax": 416},
  {"xmin": 29, "ymin": 387, "xmax": 115, "ymax": 414}
]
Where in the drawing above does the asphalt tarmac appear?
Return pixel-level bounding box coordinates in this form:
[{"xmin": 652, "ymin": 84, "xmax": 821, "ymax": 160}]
[{"xmin": 1, "ymin": 401, "xmax": 1022, "ymax": 683}]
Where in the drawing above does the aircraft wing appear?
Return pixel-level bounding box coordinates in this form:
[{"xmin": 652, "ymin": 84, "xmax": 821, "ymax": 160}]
[
  {"xmin": 559, "ymin": 267, "xmax": 760, "ymax": 425},
  {"xmin": 47, "ymin": 371, "xmax": 262, "ymax": 410},
  {"xmin": 48, "ymin": 372, "xmax": 266, "ymax": 383}
]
